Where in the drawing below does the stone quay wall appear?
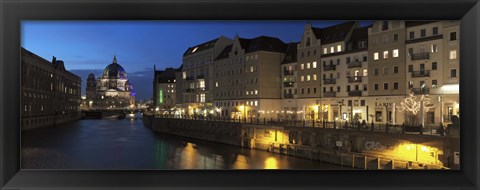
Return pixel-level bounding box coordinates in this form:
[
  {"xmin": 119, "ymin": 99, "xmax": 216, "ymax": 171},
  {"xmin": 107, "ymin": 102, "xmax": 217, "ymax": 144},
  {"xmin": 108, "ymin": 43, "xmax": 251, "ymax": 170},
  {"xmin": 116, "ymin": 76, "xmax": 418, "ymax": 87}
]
[{"xmin": 143, "ymin": 116, "xmax": 459, "ymax": 169}]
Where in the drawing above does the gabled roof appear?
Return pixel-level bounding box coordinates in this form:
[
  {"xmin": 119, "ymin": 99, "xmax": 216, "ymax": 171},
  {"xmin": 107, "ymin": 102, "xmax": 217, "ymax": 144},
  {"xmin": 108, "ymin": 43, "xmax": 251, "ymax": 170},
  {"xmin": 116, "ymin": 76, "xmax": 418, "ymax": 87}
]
[
  {"xmin": 243, "ymin": 36, "xmax": 287, "ymax": 54},
  {"xmin": 282, "ymin": 42, "xmax": 298, "ymax": 64},
  {"xmin": 183, "ymin": 38, "xmax": 219, "ymax": 57},
  {"xmin": 214, "ymin": 44, "xmax": 233, "ymax": 61},
  {"xmin": 313, "ymin": 21, "xmax": 356, "ymax": 44},
  {"xmin": 155, "ymin": 67, "xmax": 177, "ymax": 83},
  {"xmin": 405, "ymin": 21, "xmax": 436, "ymax": 27}
]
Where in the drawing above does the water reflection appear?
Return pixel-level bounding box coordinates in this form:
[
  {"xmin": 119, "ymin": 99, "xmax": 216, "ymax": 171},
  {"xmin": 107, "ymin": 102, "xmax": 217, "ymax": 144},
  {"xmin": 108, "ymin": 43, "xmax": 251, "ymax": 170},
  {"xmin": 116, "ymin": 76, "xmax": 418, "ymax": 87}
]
[{"xmin": 22, "ymin": 119, "xmax": 346, "ymax": 169}]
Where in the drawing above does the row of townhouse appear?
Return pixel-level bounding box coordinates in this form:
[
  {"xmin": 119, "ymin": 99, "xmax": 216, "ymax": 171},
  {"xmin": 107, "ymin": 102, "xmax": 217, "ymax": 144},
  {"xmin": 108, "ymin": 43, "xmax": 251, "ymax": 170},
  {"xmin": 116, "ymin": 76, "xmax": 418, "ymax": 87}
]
[{"xmin": 154, "ymin": 21, "xmax": 459, "ymax": 126}]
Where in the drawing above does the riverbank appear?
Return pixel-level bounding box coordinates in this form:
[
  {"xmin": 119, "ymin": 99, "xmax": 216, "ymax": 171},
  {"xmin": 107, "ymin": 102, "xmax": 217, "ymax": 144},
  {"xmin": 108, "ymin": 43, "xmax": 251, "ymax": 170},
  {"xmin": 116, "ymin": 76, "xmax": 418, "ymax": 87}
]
[{"xmin": 143, "ymin": 115, "xmax": 460, "ymax": 170}]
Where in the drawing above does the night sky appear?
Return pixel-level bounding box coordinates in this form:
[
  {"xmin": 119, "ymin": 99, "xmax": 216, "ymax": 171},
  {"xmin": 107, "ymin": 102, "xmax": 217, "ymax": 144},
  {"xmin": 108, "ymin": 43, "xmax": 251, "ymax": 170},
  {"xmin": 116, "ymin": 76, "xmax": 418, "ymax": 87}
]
[{"xmin": 22, "ymin": 21, "xmax": 373, "ymax": 101}]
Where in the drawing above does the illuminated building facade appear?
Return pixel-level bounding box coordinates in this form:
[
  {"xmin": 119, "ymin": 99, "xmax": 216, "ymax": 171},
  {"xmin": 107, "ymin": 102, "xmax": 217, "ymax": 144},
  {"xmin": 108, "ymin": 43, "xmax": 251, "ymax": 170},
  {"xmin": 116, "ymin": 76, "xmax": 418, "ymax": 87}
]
[
  {"xmin": 85, "ymin": 55, "xmax": 135, "ymax": 109},
  {"xmin": 21, "ymin": 48, "xmax": 82, "ymax": 131},
  {"xmin": 153, "ymin": 66, "xmax": 178, "ymax": 113},
  {"xmin": 167, "ymin": 21, "xmax": 459, "ymax": 126}
]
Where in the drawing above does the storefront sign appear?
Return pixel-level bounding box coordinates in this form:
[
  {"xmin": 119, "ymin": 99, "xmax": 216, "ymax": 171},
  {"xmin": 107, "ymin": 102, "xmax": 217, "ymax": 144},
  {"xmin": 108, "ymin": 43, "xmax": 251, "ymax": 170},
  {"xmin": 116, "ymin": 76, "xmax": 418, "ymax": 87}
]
[{"xmin": 375, "ymin": 102, "xmax": 393, "ymax": 108}]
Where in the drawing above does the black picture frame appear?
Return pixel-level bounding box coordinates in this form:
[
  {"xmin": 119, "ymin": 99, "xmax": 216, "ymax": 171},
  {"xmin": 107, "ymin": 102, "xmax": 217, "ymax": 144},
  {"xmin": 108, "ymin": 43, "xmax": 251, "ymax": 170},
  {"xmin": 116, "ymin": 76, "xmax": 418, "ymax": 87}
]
[{"xmin": 1, "ymin": 0, "xmax": 479, "ymax": 189}]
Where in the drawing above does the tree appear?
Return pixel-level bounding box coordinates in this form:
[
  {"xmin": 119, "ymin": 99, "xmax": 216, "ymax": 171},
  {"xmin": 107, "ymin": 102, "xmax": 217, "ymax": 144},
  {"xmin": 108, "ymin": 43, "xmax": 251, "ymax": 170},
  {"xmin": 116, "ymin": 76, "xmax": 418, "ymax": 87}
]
[{"xmin": 397, "ymin": 93, "xmax": 435, "ymax": 126}]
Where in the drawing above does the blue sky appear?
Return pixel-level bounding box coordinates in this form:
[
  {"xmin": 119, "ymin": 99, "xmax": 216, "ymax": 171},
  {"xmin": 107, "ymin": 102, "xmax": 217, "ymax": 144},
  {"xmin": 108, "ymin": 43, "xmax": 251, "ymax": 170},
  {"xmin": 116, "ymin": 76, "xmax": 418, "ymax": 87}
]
[{"xmin": 22, "ymin": 21, "xmax": 372, "ymax": 100}]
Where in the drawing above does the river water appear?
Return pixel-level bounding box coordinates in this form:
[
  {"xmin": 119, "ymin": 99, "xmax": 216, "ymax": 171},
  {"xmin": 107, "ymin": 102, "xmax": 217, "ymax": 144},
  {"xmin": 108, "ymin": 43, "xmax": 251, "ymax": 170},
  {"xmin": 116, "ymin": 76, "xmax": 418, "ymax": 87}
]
[{"xmin": 22, "ymin": 118, "xmax": 347, "ymax": 169}]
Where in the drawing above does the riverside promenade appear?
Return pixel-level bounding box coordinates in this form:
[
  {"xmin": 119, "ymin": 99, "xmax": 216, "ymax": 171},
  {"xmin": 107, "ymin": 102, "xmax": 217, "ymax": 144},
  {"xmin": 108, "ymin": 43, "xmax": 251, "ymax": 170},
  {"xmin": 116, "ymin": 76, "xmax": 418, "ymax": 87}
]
[{"xmin": 143, "ymin": 114, "xmax": 460, "ymax": 170}]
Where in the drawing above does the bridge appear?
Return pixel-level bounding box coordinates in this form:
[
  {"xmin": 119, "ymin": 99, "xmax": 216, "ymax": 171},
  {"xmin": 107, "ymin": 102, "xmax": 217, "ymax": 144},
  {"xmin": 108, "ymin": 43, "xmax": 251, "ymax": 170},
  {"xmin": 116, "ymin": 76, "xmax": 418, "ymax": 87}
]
[{"xmin": 81, "ymin": 108, "xmax": 146, "ymax": 119}]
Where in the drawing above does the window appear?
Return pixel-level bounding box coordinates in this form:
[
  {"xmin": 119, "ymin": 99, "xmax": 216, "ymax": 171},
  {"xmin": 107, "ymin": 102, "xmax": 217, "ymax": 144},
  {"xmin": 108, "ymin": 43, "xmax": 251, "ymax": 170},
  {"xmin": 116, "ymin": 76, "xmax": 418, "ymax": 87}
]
[
  {"xmin": 450, "ymin": 32, "xmax": 457, "ymax": 41},
  {"xmin": 313, "ymin": 74, "xmax": 317, "ymax": 81},
  {"xmin": 255, "ymin": 101, "xmax": 258, "ymax": 106},
  {"xmin": 374, "ymin": 52, "xmax": 379, "ymax": 60},
  {"xmin": 306, "ymin": 37, "xmax": 310, "ymax": 47},
  {"xmin": 337, "ymin": 45, "xmax": 342, "ymax": 52},
  {"xmin": 393, "ymin": 49, "xmax": 399, "ymax": 58},
  {"xmin": 433, "ymin": 27, "xmax": 438, "ymax": 35},
  {"xmin": 255, "ymin": 90, "xmax": 258, "ymax": 95},
  {"xmin": 323, "ymin": 48, "xmax": 327, "ymax": 54},
  {"xmin": 215, "ymin": 82, "xmax": 219, "ymax": 87},
  {"xmin": 306, "ymin": 63, "xmax": 310, "ymax": 69},
  {"xmin": 363, "ymin": 84, "xmax": 368, "ymax": 91},
  {"xmin": 337, "ymin": 86, "xmax": 340, "ymax": 92},
  {"xmin": 421, "ymin": 29, "xmax": 426, "ymax": 37},
  {"xmin": 394, "ymin": 66, "xmax": 399, "ymax": 74},
  {"xmin": 384, "ymin": 83, "xmax": 389, "ymax": 90},
  {"xmin": 431, "ymin": 44, "xmax": 438, "ymax": 53},
  {"xmin": 409, "ymin": 31, "xmax": 414, "ymax": 39},
  {"xmin": 375, "ymin": 111, "xmax": 383, "ymax": 122},
  {"xmin": 394, "ymin": 82, "xmax": 399, "ymax": 90},
  {"xmin": 393, "ymin": 34, "xmax": 398, "ymax": 41},
  {"xmin": 314, "ymin": 88, "xmax": 317, "ymax": 93},
  {"xmin": 432, "ymin": 62, "xmax": 437, "ymax": 70},
  {"xmin": 301, "ymin": 76, "xmax": 304, "ymax": 81},
  {"xmin": 449, "ymin": 50, "xmax": 457, "ymax": 59},
  {"xmin": 307, "ymin": 88, "xmax": 310, "ymax": 94},
  {"xmin": 182, "ymin": 72, "xmax": 187, "ymax": 79},
  {"xmin": 408, "ymin": 65, "xmax": 413, "ymax": 72},
  {"xmin": 382, "ymin": 21, "xmax": 389, "ymax": 30},
  {"xmin": 312, "ymin": 61, "xmax": 317, "ymax": 68},
  {"xmin": 432, "ymin": 80, "xmax": 438, "ymax": 87},
  {"xmin": 451, "ymin": 69, "xmax": 457, "ymax": 78},
  {"xmin": 374, "ymin": 84, "xmax": 379, "ymax": 91},
  {"xmin": 200, "ymin": 94, "xmax": 206, "ymax": 102},
  {"xmin": 313, "ymin": 50, "xmax": 316, "ymax": 55},
  {"xmin": 347, "ymin": 85, "xmax": 351, "ymax": 92},
  {"xmin": 250, "ymin": 66, "xmax": 254, "ymax": 72},
  {"xmin": 383, "ymin": 51, "xmax": 389, "ymax": 59},
  {"xmin": 363, "ymin": 69, "xmax": 368, "ymax": 76},
  {"xmin": 301, "ymin": 64, "xmax": 304, "ymax": 70},
  {"xmin": 363, "ymin": 55, "xmax": 367, "ymax": 62},
  {"xmin": 408, "ymin": 81, "xmax": 414, "ymax": 89},
  {"xmin": 307, "ymin": 75, "xmax": 311, "ymax": 81},
  {"xmin": 374, "ymin": 68, "xmax": 379, "ymax": 76},
  {"xmin": 330, "ymin": 47, "xmax": 334, "ymax": 53}
]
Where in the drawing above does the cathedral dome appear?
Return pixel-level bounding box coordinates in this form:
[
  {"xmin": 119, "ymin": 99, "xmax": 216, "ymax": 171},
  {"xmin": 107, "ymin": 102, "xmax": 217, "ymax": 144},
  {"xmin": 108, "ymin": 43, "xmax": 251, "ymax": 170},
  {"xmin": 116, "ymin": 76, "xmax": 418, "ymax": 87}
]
[{"xmin": 102, "ymin": 55, "xmax": 127, "ymax": 79}]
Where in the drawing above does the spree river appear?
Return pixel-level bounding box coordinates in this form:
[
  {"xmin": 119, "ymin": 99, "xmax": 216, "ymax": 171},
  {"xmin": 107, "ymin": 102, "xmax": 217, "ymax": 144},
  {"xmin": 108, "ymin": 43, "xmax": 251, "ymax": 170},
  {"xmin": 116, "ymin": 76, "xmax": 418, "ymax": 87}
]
[{"xmin": 22, "ymin": 118, "xmax": 346, "ymax": 169}]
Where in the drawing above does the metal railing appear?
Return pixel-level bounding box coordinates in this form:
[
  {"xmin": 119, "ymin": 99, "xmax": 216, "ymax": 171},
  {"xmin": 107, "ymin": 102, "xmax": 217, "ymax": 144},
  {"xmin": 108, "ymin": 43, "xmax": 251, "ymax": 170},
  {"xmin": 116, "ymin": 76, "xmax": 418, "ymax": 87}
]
[
  {"xmin": 283, "ymin": 70, "xmax": 294, "ymax": 76},
  {"xmin": 348, "ymin": 90, "xmax": 362, "ymax": 96},
  {"xmin": 411, "ymin": 87, "xmax": 430, "ymax": 95},
  {"xmin": 410, "ymin": 52, "xmax": 430, "ymax": 61},
  {"xmin": 283, "ymin": 82, "xmax": 295, "ymax": 87},
  {"xmin": 411, "ymin": 70, "xmax": 430, "ymax": 78},
  {"xmin": 323, "ymin": 64, "xmax": 336, "ymax": 71},
  {"xmin": 283, "ymin": 94, "xmax": 294, "ymax": 99},
  {"xmin": 323, "ymin": 78, "xmax": 336, "ymax": 84},
  {"xmin": 185, "ymin": 76, "xmax": 194, "ymax": 81},
  {"xmin": 185, "ymin": 88, "xmax": 195, "ymax": 92},
  {"xmin": 323, "ymin": 92, "xmax": 336, "ymax": 97},
  {"xmin": 347, "ymin": 61, "xmax": 362, "ymax": 68},
  {"xmin": 347, "ymin": 76, "xmax": 362, "ymax": 83},
  {"xmin": 152, "ymin": 114, "xmax": 448, "ymax": 136}
]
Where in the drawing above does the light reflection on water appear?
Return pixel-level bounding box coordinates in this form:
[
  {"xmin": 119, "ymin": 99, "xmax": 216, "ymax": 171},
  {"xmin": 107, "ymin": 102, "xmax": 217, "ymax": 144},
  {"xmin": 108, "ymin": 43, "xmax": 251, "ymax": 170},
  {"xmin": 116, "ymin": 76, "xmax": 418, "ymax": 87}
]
[{"xmin": 22, "ymin": 119, "xmax": 346, "ymax": 170}]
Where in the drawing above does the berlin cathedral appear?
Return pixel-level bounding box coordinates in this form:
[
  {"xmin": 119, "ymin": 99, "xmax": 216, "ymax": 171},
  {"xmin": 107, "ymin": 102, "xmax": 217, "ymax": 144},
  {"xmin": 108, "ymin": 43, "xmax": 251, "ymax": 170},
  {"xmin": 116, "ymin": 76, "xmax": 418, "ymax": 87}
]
[{"xmin": 85, "ymin": 54, "xmax": 135, "ymax": 109}]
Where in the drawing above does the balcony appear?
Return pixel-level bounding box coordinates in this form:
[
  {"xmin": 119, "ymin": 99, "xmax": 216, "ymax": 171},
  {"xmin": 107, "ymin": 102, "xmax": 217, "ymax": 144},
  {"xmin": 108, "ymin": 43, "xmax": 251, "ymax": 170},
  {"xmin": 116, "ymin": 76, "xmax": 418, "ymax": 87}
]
[
  {"xmin": 323, "ymin": 64, "xmax": 336, "ymax": 71},
  {"xmin": 186, "ymin": 76, "xmax": 194, "ymax": 81},
  {"xmin": 196, "ymin": 75, "xmax": 205, "ymax": 79},
  {"xmin": 347, "ymin": 61, "xmax": 362, "ymax": 68},
  {"xmin": 323, "ymin": 78, "xmax": 336, "ymax": 85},
  {"xmin": 323, "ymin": 92, "xmax": 336, "ymax": 97},
  {"xmin": 284, "ymin": 94, "xmax": 294, "ymax": 99},
  {"xmin": 411, "ymin": 88, "xmax": 430, "ymax": 95},
  {"xmin": 185, "ymin": 88, "xmax": 195, "ymax": 93},
  {"xmin": 283, "ymin": 82, "xmax": 295, "ymax": 87},
  {"xmin": 347, "ymin": 76, "xmax": 362, "ymax": 83},
  {"xmin": 410, "ymin": 52, "xmax": 430, "ymax": 61},
  {"xmin": 283, "ymin": 70, "xmax": 294, "ymax": 76},
  {"xmin": 411, "ymin": 70, "xmax": 430, "ymax": 78},
  {"xmin": 348, "ymin": 90, "xmax": 362, "ymax": 96}
]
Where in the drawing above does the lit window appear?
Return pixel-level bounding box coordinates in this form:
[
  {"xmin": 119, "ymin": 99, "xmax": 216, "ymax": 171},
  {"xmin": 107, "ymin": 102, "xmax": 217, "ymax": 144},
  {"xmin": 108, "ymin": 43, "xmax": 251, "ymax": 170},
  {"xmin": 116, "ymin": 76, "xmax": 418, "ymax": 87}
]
[
  {"xmin": 301, "ymin": 64, "xmax": 304, "ymax": 70},
  {"xmin": 330, "ymin": 47, "xmax": 334, "ymax": 53},
  {"xmin": 215, "ymin": 82, "xmax": 219, "ymax": 87},
  {"xmin": 182, "ymin": 72, "xmax": 186, "ymax": 79},
  {"xmin": 250, "ymin": 66, "xmax": 254, "ymax": 72},
  {"xmin": 312, "ymin": 61, "xmax": 317, "ymax": 68},
  {"xmin": 301, "ymin": 76, "xmax": 304, "ymax": 82},
  {"xmin": 255, "ymin": 90, "xmax": 258, "ymax": 95},
  {"xmin": 383, "ymin": 51, "xmax": 389, "ymax": 59},
  {"xmin": 200, "ymin": 94, "xmax": 205, "ymax": 102},
  {"xmin": 246, "ymin": 91, "xmax": 249, "ymax": 95},
  {"xmin": 337, "ymin": 45, "xmax": 342, "ymax": 52},
  {"xmin": 449, "ymin": 50, "xmax": 457, "ymax": 59},
  {"xmin": 307, "ymin": 75, "xmax": 311, "ymax": 81},
  {"xmin": 363, "ymin": 69, "xmax": 368, "ymax": 76},
  {"xmin": 255, "ymin": 54, "xmax": 258, "ymax": 60},
  {"xmin": 374, "ymin": 52, "xmax": 379, "ymax": 60},
  {"xmin": 323, "ymin": 48, "xmax": 327, "ymax": 54},
  {"xmin": 254, "ymin": 101, "xmax": 258, "ymax": 106},
  {"xmin": 393, "ymin": 49, "xmax": 399, "ymax": 58},
  {"xmin": 199, "ymin": 81, "xmax": 205, "ymax": 88},
  {"xmin": 313, "ymin": 74, "xmax": 317, "ymax": 81},
  {"xmin": 431, "ymin": 44, "xmax": 438, "ymax": 52},
  {"xmin": 306, "ymin": 63, "xmax": 310, "ymax": 69}
]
